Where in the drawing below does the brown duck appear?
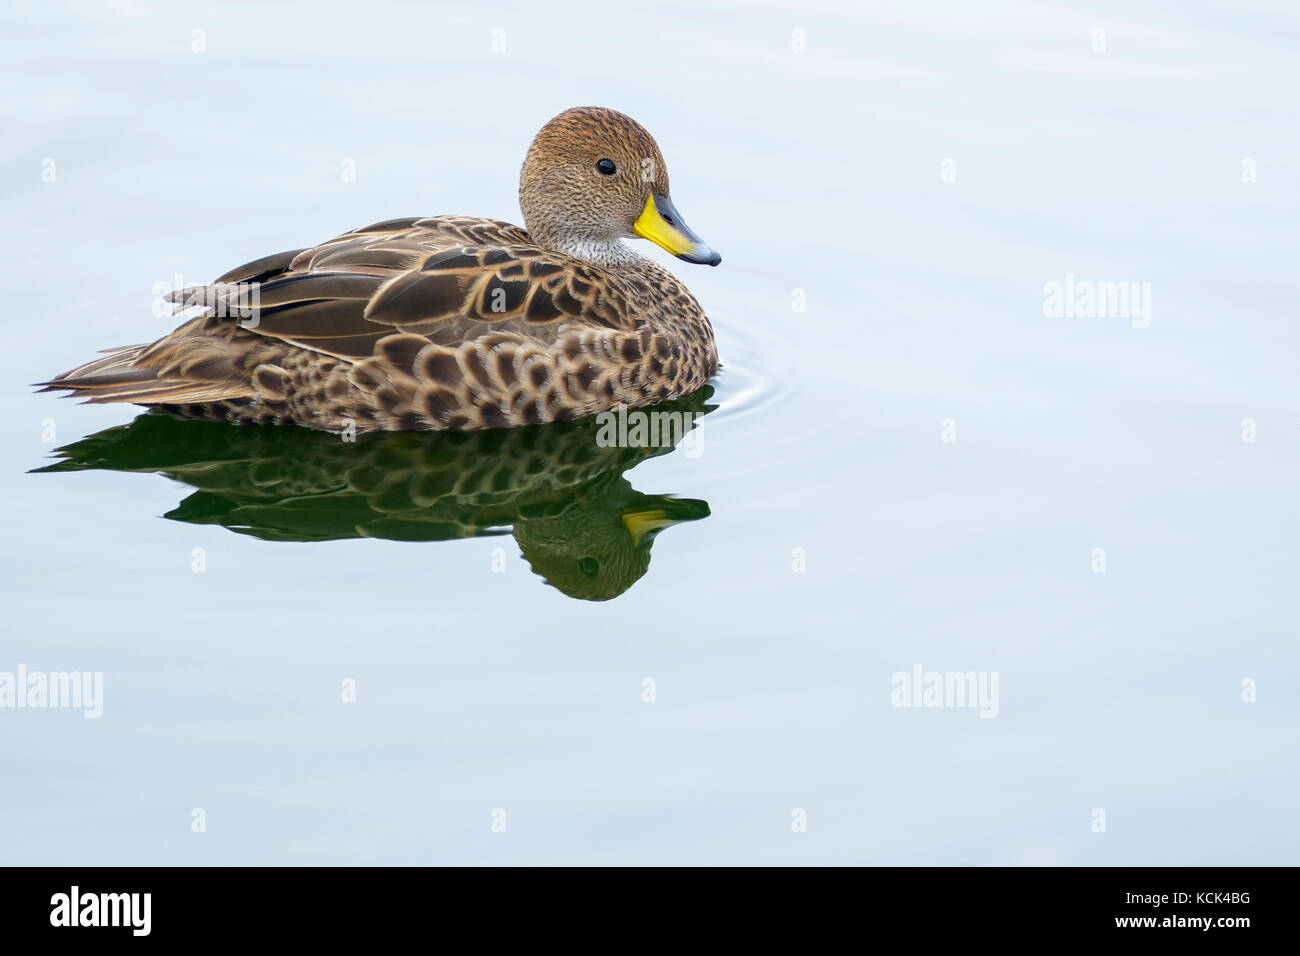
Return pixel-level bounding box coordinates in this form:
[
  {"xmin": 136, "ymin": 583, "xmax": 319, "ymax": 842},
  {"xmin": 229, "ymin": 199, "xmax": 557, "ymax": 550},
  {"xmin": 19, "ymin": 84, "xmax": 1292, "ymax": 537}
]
[{"xmin": 40, "ymin": 107, "xmax": 721, "ymax": 432}]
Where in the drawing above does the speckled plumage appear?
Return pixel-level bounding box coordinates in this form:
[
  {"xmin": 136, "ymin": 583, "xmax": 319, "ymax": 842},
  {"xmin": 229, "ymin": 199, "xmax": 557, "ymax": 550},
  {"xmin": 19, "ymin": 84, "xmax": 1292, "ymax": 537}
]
[{"xmin": 40, "ymin": 107, "xmax": 720, "ymax": 432}]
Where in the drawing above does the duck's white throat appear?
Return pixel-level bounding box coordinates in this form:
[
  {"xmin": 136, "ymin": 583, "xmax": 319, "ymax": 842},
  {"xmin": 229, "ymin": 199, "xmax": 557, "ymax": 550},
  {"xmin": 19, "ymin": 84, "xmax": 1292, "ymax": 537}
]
[{"xmin": 550, "ymin": 236, "xmax": 648, "ymax": 268}]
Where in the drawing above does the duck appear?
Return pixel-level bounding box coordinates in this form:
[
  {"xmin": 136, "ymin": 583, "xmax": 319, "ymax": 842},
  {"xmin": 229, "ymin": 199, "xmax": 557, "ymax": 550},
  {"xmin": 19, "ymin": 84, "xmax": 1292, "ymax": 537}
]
[{"xmin": 38, "ymin": 106, "xmax": 721, "ymax": 432}]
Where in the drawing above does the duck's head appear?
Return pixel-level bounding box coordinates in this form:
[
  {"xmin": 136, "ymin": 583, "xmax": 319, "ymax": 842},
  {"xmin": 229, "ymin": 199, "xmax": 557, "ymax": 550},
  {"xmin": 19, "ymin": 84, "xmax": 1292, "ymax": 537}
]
[{"xmin": 519, "ymin": 106, "xmax": 721, "ymax": 268}]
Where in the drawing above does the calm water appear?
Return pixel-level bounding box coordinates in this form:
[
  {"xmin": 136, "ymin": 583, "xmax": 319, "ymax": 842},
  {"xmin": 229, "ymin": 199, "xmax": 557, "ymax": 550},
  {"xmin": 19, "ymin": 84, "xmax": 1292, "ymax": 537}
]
[{"xmin": 3, "ymin": 0, "xmax": 1297, "ymax": 864}]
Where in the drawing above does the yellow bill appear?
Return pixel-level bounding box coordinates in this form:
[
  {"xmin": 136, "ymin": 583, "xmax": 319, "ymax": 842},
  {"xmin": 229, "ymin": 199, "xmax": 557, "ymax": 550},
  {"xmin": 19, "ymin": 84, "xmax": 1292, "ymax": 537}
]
[{"xmin": 633, "ymin": 193, "xmax": 721, "ymax": 266}]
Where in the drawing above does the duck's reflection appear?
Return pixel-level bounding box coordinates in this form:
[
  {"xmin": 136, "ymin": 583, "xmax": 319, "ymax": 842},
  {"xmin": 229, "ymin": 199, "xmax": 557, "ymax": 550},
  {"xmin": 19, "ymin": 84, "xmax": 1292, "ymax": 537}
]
[{"xmin": 36, "ymin": 387, "xmax": 716, "ymax": 601}]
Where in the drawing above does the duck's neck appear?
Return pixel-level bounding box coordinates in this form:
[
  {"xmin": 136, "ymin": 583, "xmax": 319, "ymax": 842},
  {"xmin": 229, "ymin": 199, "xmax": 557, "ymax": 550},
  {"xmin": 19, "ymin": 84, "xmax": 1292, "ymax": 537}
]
[{"xmin": 534, "ymin": 232, "xmax": 648, "ymax": 269}]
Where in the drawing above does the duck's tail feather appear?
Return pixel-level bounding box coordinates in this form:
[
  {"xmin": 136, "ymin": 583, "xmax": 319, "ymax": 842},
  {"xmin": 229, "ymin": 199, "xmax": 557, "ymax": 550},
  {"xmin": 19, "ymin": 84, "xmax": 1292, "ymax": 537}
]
[{"xmin": 34, "ymin": 344, "xmax": 252, "ymax": 406}]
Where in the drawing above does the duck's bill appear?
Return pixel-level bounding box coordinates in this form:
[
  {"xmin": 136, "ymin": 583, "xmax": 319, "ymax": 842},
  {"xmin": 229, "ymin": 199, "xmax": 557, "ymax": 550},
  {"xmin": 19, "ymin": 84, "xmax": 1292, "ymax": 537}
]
[
  {"xmin": 633, "ymin": 193, "xmax": 721, "ymax": 266},
  {"xmin": 621, "ymin": 497, "xmax": 711, "ymax": 547}
]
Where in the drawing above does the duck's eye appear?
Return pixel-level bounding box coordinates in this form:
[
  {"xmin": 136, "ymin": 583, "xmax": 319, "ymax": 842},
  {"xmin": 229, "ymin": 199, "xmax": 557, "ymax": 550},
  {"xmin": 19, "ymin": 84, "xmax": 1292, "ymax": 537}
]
[
  {"xmin": 595, "ymin": 158, "xmax": 617, "ymax": 176},
  {"xmin": 578, "ymin": 557, "xmax": 600, "ymax": 576}
]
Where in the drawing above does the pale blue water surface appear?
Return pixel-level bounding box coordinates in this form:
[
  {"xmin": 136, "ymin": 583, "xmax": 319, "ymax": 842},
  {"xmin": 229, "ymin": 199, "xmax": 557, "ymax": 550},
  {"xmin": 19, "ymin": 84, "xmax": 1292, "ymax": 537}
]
[{"xmin": 1, "ymin": 0, "xmax": 1297, "ymax": 864}]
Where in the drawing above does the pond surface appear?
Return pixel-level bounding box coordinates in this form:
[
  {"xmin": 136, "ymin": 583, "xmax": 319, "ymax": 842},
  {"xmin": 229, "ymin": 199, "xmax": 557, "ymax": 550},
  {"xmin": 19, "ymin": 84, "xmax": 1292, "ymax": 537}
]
[{"xmin": 2, "ymin": 1, "xmax": 1296, "ymax": 864}]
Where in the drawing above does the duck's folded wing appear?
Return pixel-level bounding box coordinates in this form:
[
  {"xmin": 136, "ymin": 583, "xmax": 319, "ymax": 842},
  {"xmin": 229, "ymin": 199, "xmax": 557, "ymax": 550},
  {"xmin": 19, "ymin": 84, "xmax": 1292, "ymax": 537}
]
[{"xmin": 166, "ymin": 216, "xmax": 637, "ymax": 364}]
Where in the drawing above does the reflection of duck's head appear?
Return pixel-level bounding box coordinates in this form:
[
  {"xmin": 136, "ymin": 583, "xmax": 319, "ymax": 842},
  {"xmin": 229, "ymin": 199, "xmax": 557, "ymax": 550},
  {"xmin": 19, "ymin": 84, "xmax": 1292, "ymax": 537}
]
[
  {"xmin": 514, "ymin": 479, "xmax": 709, "ymax": 602},
  {"xmin": 34, "ymin": 387, "xmax": 717, "ymax": 601}
]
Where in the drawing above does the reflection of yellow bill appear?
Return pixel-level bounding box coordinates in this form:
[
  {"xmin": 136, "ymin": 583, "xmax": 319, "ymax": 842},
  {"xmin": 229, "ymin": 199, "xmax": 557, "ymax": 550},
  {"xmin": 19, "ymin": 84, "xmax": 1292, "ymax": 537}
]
[
  {"xmin": 633, "ymin": 194, "xmax": 721, "ymax": 266},
  {"xmin": 621, "ymin": 508, "xmax": 679, "ymax": 546}
]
